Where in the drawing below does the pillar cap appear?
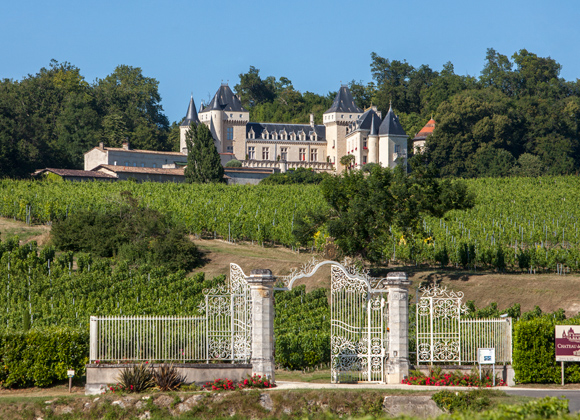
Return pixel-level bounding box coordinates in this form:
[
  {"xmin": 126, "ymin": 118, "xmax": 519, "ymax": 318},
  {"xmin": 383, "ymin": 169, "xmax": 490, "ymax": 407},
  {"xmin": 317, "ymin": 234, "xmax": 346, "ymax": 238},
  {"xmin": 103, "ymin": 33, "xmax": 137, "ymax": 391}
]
[{"xmin": 250, "ymin": 269, "xmax": 272, "ymax": 276}]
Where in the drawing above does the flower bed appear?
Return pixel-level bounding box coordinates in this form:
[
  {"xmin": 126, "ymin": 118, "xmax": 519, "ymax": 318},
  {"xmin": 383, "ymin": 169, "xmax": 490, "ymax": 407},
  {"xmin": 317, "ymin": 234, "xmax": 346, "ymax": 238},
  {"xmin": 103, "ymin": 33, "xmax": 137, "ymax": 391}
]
[
  {"xmin": 202, "ymin": 374, "xmax": 274, "ymax": 391},
  {"xmin": 402, "ymin": 368, "xmax": 506, "ymax": 387}
]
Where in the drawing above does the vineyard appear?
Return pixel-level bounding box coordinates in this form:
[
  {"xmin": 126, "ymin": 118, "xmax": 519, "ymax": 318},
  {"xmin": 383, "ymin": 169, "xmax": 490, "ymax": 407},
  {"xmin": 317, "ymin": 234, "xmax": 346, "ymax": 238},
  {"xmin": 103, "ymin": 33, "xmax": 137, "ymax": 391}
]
[
  {"xmin": 0, "ymin": 238, "xmax": 328, "ymax": 370},
  {"xmin": 2, "ymin": 176, "xmax": 580, "ymax": 271}
]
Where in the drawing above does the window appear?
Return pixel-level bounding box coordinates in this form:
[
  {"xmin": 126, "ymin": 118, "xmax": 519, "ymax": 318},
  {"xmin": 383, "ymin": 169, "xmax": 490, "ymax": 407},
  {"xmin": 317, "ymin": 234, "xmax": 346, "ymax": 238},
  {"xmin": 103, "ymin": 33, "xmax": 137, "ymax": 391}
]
[
  {"xmin": 248, "ymin": 147, "xmax": 255, "ymax": 159},
  {"xmin": 153, "ymin": 163, "xmax": 157, "ymax": 168},
  {"xmin": 227, "ymin": 127, "xmax": 234, "ymax": 140},
  {"xmin": 299, "ymin": 148, "xmax": 306, "ymax": 161},
  {"xmin": 133, "ymin": 162, "xmax": 137, "ymax": 167},
  {"xmin": 262, "ymin": 147, "xmax": 270, "ymax": 160},
  {"xmin": 280, "ymin": 147, "xmax": 288, "ymax": 161},
  {"xmin": 125, "ymin": 161, "xmax": 129, "ymax": 166},
  {"xmin": 395, "ymin": 144, "xmax": 400, "ymax": 153},
  {"xmin": 226, "ymin": 146, "xmax": 233, "ymax": 153},
  {"xmin": 363, "ymin": 140, "xmax": 367, "ymax": 149},
  {"xmin": 310, "ymin": 149, "xmax": 318, "ymax": 162},
  {"xmin": 113, "ymin": 161, "xmax": 117, "ymax": 166},
  {"xmin": 363, "ymin": 156, "xmax": 367, "ymax": 164},
  {"xmin": 141, "ymin": 163, "xmax": 145, "ymax": 167}
]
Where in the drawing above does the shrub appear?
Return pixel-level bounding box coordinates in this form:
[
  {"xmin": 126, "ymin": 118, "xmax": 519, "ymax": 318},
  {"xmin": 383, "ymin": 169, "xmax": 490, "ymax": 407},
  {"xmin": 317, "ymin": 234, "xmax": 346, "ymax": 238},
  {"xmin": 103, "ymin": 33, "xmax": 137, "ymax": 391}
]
[
  {"xmin": 116, "ymin": 363, "xmax": 154, "ymax": 393},
  {"xmin": 0, "ymin": 327, "xmax": 89, "ymax": 388},
  {"xmin": 401, "ymin": 367, "xmax": 504, "ymax": 387},
  {"xmin": 152, "ymin": 364, "xmax": 185, "ymax": 391},
  {"xmin": 513, "ymin": 314, "xmax": 580, "ymax": 383},
  {"xmin": 225, "ymin": 159, "xmax": 242, "ymax": 168},
  {"xmin": 432, "ymin": 389, "xmax": 492, "ymax": 412}
]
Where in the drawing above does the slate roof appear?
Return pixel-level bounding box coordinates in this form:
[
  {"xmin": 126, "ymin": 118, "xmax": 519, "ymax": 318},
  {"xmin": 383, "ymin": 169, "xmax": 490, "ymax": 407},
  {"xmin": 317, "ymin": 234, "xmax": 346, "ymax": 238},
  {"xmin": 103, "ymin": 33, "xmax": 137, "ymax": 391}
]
[
  {"xmin": 324, "ymin": 85, "xmax": 363, "ymax": 114},
  {"xmin": 180, "ymin": 96, "xmax": 200, "ymax": 127},
  {"xmin": 412, "ymin": 118, "xmax": 436, "ymax": 141},
  {"xmin": 246, "ymin": 122, "xmax": 326, "ymax": 141},
  {"xmin": 201, "ymin": 84, "xmax": 248, "ymax": 113},
  {"xmin": 378, "ymin": 105, "xmax": 407, "ymax": 136},
  {"xmin": 347, "ymin": 108, "xmax": 382, "ymax": 135},
  {"xmin": 32, "ymin": 168, "xmax": 116, "ymax": 179}
]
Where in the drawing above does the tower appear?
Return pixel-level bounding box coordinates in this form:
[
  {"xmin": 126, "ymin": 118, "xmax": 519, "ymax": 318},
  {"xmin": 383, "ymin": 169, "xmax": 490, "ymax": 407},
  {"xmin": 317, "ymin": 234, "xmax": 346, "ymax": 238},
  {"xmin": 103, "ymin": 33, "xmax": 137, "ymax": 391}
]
[
  {"xmin": 378, "ymin": 104, "xmax": 408, "ymax": 170},
  {"xmin": 323, "ymin": 85, "xmax": 363, "ymax": 173},
  {"xmin": 198, "ymin": 83, "xmax": 249, "ymax": 157},
  {"xmin": 179, "ymin": 96, "xmax": 200, "ymax": 153}
]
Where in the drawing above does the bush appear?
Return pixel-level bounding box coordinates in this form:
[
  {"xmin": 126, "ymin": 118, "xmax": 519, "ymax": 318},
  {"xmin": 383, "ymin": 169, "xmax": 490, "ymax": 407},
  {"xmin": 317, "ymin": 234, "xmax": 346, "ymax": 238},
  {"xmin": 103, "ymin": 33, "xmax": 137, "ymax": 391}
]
[
  {"xmin": 432, "ymin": 389, "xmax": 492, "ymax": 412},
  {"xmin": 225, "ymin": 159, "xmax": 242, "ymax": 168},
  {"xmin": 0, "ymin": 327, "xmax": 89, "ymax": 387},
  {"xmin": 116, "ymin": 363, "xmax": 154, "ymax": 393},
  {"xmin": 152, "ymin": 364, "xmax": 185, "ymax": 391},
  {"xmin": 51, "ymin": 192, "xmax": 202, "ymax": 271},
  {"xmin": 513, "ymin": 314, "xmax": 580, "ymax": 383},
  {"xmin": 402, "ymin": 367, "xmax": 504, "ymax": 387}
]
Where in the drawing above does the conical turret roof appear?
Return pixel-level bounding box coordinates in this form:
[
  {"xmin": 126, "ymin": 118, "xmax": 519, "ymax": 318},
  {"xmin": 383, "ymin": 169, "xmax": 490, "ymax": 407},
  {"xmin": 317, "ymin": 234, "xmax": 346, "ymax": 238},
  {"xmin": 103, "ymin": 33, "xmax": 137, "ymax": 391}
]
[
  {"xmin": 202, "ymin": 84, "xmax": 247, "ymax": 113},
  {"xmin": 324, "ymin": 85, "xmax": 363, "ymax": 114},
  {"xmin": 378, "ymin": 104, "xmax": 406, "ymax": 136},
  {"xmin": 180, "ymin": 96, "xmax": 199, "ymax": 127}
]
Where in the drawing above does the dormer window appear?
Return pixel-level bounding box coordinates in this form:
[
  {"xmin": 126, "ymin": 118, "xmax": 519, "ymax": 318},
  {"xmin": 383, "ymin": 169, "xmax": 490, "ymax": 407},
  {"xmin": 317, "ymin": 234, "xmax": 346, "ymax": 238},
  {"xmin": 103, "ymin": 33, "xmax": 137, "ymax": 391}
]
[{"xmin": 262, "ymin": 130, "xmax": 268, "ymax": 140}]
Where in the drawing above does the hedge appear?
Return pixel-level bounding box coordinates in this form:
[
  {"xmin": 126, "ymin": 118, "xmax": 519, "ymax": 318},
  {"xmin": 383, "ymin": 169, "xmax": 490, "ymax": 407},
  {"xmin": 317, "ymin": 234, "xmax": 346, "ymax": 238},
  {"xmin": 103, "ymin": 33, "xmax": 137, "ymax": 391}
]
[
  {"xmin": 0, "ymin": 327, "xmax": 88, "ymax": 387},
  {"xmin": 513, "ymin": 315, "xmax": 580, "ymax": 383}
]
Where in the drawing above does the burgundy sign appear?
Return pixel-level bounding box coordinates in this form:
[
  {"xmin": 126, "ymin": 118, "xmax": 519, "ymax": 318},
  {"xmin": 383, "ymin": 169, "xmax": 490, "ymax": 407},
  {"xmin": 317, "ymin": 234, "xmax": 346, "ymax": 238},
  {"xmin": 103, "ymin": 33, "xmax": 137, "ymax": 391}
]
[{"xmin": 555, "ymin": 325, "xmax": 580, "ymax": 362}]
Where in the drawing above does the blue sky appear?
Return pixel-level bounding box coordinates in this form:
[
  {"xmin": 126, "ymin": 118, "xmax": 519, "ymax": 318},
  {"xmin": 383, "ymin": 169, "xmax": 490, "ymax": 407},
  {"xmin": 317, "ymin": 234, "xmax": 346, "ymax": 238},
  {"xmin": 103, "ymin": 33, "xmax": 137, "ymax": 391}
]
[{"xmin": 2, "ymin": 0, "xmax": 579, "ymax": 123}]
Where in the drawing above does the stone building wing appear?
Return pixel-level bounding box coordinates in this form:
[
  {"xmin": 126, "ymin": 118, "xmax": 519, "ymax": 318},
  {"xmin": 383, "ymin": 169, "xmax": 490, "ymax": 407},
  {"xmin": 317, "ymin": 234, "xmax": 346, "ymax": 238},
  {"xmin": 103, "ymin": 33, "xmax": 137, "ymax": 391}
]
[
  {"xmin": 202, "ymin": 84, "xmax": 248, "ymax": 112},
  {"xmin": 379, "ymin": 105, "xmax": 406, "ymax": 136},
  {"xmin": 180, "ymin": 96, "xmax": 200, "ymax": 127},
  {"xmin": 324, "ymin": 85, "xmax": 363, "ymax": 114}
]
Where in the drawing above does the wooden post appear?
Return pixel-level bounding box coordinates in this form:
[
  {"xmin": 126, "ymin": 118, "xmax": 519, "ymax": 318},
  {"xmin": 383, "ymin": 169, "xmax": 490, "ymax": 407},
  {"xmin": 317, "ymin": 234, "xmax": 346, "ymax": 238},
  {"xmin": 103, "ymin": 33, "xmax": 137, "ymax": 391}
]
[{"xmin": 562, "ymin": 361, "xmax": 565, "ymax": 386}]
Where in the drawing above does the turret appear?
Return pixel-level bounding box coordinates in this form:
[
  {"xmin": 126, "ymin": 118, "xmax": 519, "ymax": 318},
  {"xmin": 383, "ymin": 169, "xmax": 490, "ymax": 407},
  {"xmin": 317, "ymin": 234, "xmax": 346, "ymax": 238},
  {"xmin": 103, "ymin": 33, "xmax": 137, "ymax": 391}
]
[
  {"xmin": 378, "ymin": 103, "xmax": 408, "ymax": 170},
  {"xmin": 179, "ymin": 96, "xmax": 200, "ymax": 154}
]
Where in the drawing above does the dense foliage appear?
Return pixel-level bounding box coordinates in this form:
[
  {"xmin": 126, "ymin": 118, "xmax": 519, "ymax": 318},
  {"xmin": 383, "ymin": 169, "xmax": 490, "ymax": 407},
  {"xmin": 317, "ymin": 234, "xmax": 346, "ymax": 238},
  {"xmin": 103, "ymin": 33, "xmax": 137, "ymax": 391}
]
[
  {"xmin": 184, "ymin": 123, "xmax": 225, "ymax": 184},
  {"xmin": 260, "ymin": 168, "xmax": 328, "ymax": 185},
  {"xmin": 0, "ymin": 61, "xmax": 172, "ymax": 178},
  {"xmin": 294, "ymin": 161, "xmax": 474, "ymax": 263},
  {"xmin": 235, "ymin": 66, "xmax": 333, "ymax": 124},
  {"xmin": 274, "ymin": 286, "xmax": 330, "ymax": 369},
  {"xmin": 51, "ymin": 193, "xmax": 201, "ymax": 271},
  {"xmin": 513, "ymin": 313, "xmax": 580, "ymax": 383},
  {"xmin": 0, "ymin": 327, "xmax": 88, "ymax": 387}
]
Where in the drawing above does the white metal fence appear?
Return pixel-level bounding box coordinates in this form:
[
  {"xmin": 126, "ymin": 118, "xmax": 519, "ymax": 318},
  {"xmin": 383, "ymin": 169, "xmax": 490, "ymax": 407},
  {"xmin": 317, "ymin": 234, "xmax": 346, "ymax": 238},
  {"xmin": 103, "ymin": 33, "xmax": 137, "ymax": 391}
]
[
  {"xmin": 416, "ymin": 287, "xmax": 512, "ymax": 364},
  {"xmin": 89, "ymin": 316, "xmax": 208, "ymax": 363},
  {"xmin": 460, "ymin": 318, "xmax": 512, "ymax": 363},
  {"xmin": 89, "ymin": 263, "xmax": 252, "ymax": 364}
]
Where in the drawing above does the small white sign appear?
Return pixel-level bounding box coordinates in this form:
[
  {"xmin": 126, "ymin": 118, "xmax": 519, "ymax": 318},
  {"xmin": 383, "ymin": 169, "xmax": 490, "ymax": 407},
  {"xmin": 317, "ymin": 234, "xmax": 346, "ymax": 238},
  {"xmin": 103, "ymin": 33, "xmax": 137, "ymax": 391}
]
[
  {"xmin": 477, "ymin": 348, "xmax": 495, "ymax": 365},
  {"xmin": 67, "ymin": 370, "xmax": 75, "ymax": 378}
]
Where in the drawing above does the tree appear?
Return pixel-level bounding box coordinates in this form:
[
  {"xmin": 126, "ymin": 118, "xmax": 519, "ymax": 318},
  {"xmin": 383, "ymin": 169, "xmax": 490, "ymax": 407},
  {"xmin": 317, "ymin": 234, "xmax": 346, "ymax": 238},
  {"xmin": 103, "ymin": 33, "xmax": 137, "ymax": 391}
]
[
  {"xmin": 339, "ymin": 154, "xmax": 355, "ymax": 171},
  {"xmin": 294, "ymin": 157, "xmax": 474, "ymax": 263},
  {"xmin": 184, "ymin": 123, "xmax": 225, "ymax": 183}
]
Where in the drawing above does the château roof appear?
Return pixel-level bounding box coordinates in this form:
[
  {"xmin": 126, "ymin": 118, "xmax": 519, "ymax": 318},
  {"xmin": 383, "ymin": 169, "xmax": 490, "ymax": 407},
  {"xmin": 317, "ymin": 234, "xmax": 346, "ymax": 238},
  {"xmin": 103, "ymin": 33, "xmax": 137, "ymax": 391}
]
[
  {"xmin": 202, "ymin": 84, "xmax": 248, "ymax": 113},
  {"xmin": 378, "ymin": 104, "xmax": 406, "ymax": 136},
  {"xmin": 32, "ymin": 168, "xmax": 116, "ymax": 179},
  {"xmin": 324, "ymin": 85, "xmax": 363, "ymax": 114},
  {"xmin": 412, "ymin": 118, "xmax": 436, "ymax": 141},
  {"xmin": 347, "ymin": 108, "xmax": 382, "ymax": 135},
  {"xmin": 246, "ymin": 122, "xmax": 326, "ymax": 141},
  {"xmin": 180, "ymin": 96, "xmax": 200, "ymax": 127}
]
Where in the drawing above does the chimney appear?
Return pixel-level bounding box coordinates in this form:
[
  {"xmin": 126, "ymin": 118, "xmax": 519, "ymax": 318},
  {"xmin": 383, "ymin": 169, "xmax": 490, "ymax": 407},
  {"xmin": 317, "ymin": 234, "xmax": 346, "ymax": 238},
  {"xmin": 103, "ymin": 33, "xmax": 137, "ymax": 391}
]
[
  {"xmin": 99, "ymin": 142, "xmax": 104, "ymax": 150},
  {"xmin": 122, "ymin": 141, "xmax": 130, "ymax": 150},
  {"xmin": 310, "ymin": 113, "xmax": 315, "ymax": 127}
]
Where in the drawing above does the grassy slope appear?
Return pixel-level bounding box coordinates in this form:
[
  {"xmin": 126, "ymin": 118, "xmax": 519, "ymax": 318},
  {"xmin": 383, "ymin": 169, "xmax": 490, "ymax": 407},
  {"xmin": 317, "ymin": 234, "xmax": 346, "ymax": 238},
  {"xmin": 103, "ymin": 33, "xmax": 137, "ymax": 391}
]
[{"xmin": 3, "ymin": 217, "xmax": 580, "ymax": 315}]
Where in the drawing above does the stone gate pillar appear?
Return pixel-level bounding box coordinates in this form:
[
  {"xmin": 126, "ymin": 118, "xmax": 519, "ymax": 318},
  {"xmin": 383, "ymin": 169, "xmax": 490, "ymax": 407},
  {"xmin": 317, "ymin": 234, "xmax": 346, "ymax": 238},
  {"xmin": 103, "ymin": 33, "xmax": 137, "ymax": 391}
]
[
  {"xmin": 246, "ymin": 269, "xmax": 276, "ymax": 382},
  {"xmin": 385, "ymin": 272, "xmax": 411, "ymax": 384}
]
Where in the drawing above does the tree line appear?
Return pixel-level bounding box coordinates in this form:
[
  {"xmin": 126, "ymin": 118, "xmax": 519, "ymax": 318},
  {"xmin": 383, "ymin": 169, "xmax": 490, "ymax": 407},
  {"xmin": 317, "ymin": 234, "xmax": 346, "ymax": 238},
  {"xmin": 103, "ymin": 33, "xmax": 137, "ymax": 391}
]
[
  {"xmin": 2, "ymin": 49, "xmax": 579, "ymax": 178},
  {"xmin": 0, "ymin": 60, "xmax": 177, "ymax": 178}
]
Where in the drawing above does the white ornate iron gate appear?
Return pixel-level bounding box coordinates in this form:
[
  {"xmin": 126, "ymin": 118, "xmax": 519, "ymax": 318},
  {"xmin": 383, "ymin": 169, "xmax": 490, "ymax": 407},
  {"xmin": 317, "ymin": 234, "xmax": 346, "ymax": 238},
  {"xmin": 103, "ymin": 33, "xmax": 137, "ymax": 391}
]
[
  {"xmin": 200, "ymin": 263, "xmax": 252, "ymax": 362},
  {"xmin": 416, "ymin": 287, "xmax": 512, "ymax": 364},
  {"xmin": 280, "ymin": 259, "xmax": 389, "ymax": 383}
]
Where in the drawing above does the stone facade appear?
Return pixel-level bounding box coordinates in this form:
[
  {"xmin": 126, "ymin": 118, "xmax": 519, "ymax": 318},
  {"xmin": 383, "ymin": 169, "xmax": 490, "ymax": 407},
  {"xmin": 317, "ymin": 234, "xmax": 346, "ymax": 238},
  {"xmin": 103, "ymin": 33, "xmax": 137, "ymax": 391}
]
[
  {"xmin": 84, "ymin": 142, "xmax": 187, "ymax": 171},
  {"xmin": 180, "ymin": 83, "xmax": 409, "ymax": 174}
]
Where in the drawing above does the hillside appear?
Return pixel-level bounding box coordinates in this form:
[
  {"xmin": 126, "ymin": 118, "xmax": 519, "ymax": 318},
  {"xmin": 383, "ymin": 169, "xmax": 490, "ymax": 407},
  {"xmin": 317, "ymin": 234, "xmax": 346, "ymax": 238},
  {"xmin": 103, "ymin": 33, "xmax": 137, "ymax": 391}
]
[{"xmin": 2, "ymin": 217, "xmax": 579, "ymax": 316}]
